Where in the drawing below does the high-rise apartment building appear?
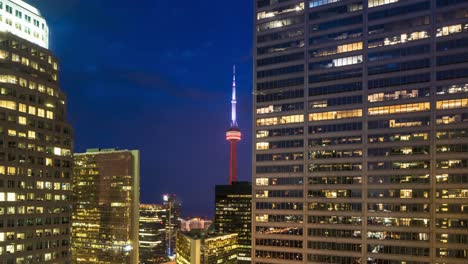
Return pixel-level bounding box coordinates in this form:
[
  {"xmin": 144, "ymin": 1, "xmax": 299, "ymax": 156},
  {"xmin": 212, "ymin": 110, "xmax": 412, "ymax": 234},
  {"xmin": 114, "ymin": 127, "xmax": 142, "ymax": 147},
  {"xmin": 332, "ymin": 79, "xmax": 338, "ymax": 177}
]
[
  {"xmin": 176, "ymin": 230, "xmax": 238, "ymax": 264},
  {"xmin": 72, "ymin": 148, "xmax": 140, "ymax": 264},
  {"xmin": 0, "ymin": 1, "xmax": 73, "ymax": 263},
  {"xmin": 139, "ymin": 204, "xmax": 169, "ymax": 264},
  {"xmin": 253, "ymin": 0, "xmax": 468, "ymax": 263},
  {"xmin": 214, "ymin": 182, "xmax": 252, "ymax": 264}
]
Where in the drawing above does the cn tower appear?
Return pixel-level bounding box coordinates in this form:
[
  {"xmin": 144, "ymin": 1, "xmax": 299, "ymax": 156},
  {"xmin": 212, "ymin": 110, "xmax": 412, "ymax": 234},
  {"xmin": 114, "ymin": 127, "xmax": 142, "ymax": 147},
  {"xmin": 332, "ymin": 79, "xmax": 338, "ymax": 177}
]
[{"xmin": 225, "ymin": 66, "xmax": 241, "ymax": 185}]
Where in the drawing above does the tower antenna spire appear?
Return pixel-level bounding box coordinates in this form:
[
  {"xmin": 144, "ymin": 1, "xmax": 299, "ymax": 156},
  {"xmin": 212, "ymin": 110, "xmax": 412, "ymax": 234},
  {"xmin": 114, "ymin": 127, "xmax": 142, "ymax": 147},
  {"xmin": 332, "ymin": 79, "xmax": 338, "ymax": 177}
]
[{"xmin": 231, "ymin": 65, "xmax": 238, "ymax": 127}]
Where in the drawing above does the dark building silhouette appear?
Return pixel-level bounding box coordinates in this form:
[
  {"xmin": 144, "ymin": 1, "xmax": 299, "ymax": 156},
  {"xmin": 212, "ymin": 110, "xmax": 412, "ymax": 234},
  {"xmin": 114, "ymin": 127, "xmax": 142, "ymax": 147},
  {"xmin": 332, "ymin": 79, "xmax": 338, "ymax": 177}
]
[{"xmin": 215, "ymin": 182, "xmax": 252, "ymax": 264}]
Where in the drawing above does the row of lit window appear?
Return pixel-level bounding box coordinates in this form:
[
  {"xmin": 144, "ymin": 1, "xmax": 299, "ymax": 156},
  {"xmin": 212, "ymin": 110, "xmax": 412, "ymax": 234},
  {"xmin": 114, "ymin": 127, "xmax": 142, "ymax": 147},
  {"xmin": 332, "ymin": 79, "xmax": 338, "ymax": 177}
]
[
  {"xmin": 369, "ymin": 132, "xmax": 428, "ymax": 143},
  {"xmin": 256, "ymin": 102, "xmax": 303, "ymax": 115},
  {"xmin": 310, "ymin": 41, "xmax": 363, "ymax": 57},
  {"xmin": 255, "ymin": 190, "xmax": 303, "ymax": 198},
  {"xmin": 310, "ymin": 55, "xmax": 362, "ymax": 70},
  {"xmin": 368, "ymin": 102, "xmax": 430, "ymax": 115},
  {"xmin": 436, "ymin": 98, "xmax": 468, "ymax": 109},
  {"xmin": 1, "ymin": 50, "xmax": 57, "ymax": 72},
  {"xmin": 309, "ymin": 109, "xmax": 362, "ymax": 121},
  {"xmin": 255, "ymin": 214, "xmax": 303, "ymax": 223},
  {"xmin": 369, "ymin": 31, "xmax": 429, "ymax": 49},
  {"xmin": 368, "ymin": 88, "xmax": 429, "ymax": 103},
  {"xmin": 255, "ymin": 177, "xmax": 303, "ymax": 186},
  {"xmin": 1, "ymin": 206, "xmax": 48, "ymax": 215},
  {"xmin": 257, "ymin": 16, "xmax": 303, "ymax": 32},
  {"xmin": 0, "ymin": 100, "xmax": 54, "ymax": 120},
  {"xmin": 256, "ymin": 114, "xmax": 303, "ymax": 126},
  {"xmin": 257, "ymin": 3, "xmax": 304, "ymax": 20},
  {"xmin": 257, "ymin": 102, "xmax": 461, "ymax": 122},
  {"xmin": 436, "ymin": 83, "xmax": 468, "ymax": 95},
  {"xmin": 436, "ymin": 23, "xmax": 468, "ymax": 37},
  {"xmin": 0, "ymin": 192, "xmax": 69, "ymax": 202},
  {"xmin": 0, "ymin": 75, "xmax": 59, "ymax": 97},
  {"xmin": 0, "ymin": 228, "xmax": 64, "ymax": 243}
]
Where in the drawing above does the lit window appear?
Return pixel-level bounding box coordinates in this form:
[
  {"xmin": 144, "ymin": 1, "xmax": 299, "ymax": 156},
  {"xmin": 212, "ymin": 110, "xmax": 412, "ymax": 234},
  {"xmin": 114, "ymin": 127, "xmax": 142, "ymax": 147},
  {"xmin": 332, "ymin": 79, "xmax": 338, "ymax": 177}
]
[
  {"xmin": 54, "ymin": 147, "xmax": 61, "ymax": 156},
  {"xmin": 400, "ymin": 189, "xmax": 412, "ymax": 198},
  {"xmin": 368, "ymin": 103, "xmax": 430, "ymax": 115},
  {"xmin": 257, "ymin": 3, "xmax": 304, "ymax": 20},
  {"xmin": 7, "ymin": 167, "xmax": 16, "ymax": 175},
  {"xmin": 436, "ymin": 99, "xmax": 468, "ymax": 110},
  {"xmin": 18, "ymin": 103, "xmax": 26, "ymax": 112},
  {"xmin": 256, "ymin": 178, "xmax": 269, "ymax": 186},
  {"xmin": 18, "ymin": 116, "xmax": 26, "ymax": 125},
  {"xmin": 0, "ymin": 50, "xmax": 8, "ymax": 60},
  {"xmin": 256, "ymin": 214, "xmax": 268, "ymax": 222},
  {"xmin": 436, "ymin": 24, "xmax": 467, "ymax": 37},
  {"xmin": 337, "ymin": 42, "xmax": 363, "ymax": 53},
  {"xmin": 256, "ymin": 130, "xmax": 269, "ymax": 138},
  {"xmin": 28, "ymin": 106, "xmax": 36, "ymax": 115},
  {"xmin": 309, "ymin": 109, "xmax": 362, "ymax": 121},
  {"xmin": 368, "ymin": 0, "xmax": 399, "ymax": 8},
  {"xmin": 46, "ymin": 111, "xmax": 54, "ymax": 120},
  {"xmin": 12, "ymin": 53, "xmax": 20, "ymax": 62},
  {"xmin": 256, "ymin": 142, "xmax": 270, "ymax": 150},
  {"xmin": 310, "ymin": 0, "xmax": 341, "ymax": 8},
  {"xmin": 257, "ymin": 16, "xmax": 304, "ymax": 32},
  {"xmin": 37, "ymin": 108, "xmax": 45, "ymax": 117},
  {"xmin": 0, "ymin": 100, "xmax": 16, "ymax": 110},
  {"xmin": 28, "ymin": 131, "xmax": 35, "ymax": 139},
  {"xmin": 257, "ymin": 114, "xmax": 304, "ymax": 126},
  {"xmin": 21, "ymin": 57, "xmax": 29, "ymax": 66},
  {"xmin": 369, "ymin": 31, "xmax": 429, "ymax": 48},
  {"xmin": 7, "ymin": 192, "xmax": 15, "ymax": 202}
]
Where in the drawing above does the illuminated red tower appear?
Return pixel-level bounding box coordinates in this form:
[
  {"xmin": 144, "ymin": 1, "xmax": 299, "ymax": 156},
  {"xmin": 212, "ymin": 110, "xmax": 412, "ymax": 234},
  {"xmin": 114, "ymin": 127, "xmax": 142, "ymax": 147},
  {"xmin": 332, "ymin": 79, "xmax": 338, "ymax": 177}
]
[{"xmin": 226, "ymin": 66, "xmax": 241, "ymax": 185}]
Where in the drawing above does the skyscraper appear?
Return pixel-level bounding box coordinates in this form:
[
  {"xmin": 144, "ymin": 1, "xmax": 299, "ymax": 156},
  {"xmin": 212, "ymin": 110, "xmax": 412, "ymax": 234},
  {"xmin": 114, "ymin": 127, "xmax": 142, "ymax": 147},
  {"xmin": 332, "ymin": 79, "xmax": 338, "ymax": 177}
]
[
  {"xmin": 163, "ymin": 193, "xmax": 181, "ymax": 258},
  {"xmin": 214, "ymin": 182, "xmax": 252, "ymax": 264},
  {"xmin": 0, "ymin": 1, "xmax": 73, "ymax": 263},
  {"xmin": 253, "ymin": 0, "xmax": 468, "ymax": 263},
  {"xmin": 139, "ymin": 204, "xmax": 169, "ymax": 264},
  {"xmin": 72, "ymin": 148, "xmax": 140, "ymax": 264}
]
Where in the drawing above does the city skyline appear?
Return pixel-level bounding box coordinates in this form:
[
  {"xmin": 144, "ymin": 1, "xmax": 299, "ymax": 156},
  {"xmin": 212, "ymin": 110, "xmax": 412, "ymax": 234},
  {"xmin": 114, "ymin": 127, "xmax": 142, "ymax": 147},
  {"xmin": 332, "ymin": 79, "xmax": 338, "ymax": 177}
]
[{"xmin": 32, "ymin": 0, "xmax": 254, "ymax": 217}]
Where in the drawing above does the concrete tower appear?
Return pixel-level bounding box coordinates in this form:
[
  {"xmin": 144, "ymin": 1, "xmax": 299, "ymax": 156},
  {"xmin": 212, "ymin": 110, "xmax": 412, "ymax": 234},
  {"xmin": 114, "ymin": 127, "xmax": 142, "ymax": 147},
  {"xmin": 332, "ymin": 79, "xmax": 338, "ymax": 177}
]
[{"xmin": 226, "ymin": 66, "xmax": 242, "ymax": 184}]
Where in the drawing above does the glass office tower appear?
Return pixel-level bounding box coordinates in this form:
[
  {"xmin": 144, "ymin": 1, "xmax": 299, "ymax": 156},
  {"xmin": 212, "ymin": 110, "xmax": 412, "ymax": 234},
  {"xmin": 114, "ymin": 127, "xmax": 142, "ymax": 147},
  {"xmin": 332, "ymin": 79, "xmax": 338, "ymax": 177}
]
[
  {"xmin": 72, "ymin": 148, "xmax": 140, "ymax": 264},
  {"xmin": 0, "ymin": 1, "xmax": 73, "ymax": 263},
  {"xmin": 139, "ymin": 204, "xmax": 169, "ymax": 264},
  {"xmin": 253, "ymin": 0, "xmax": 468, "ymax": 263}
]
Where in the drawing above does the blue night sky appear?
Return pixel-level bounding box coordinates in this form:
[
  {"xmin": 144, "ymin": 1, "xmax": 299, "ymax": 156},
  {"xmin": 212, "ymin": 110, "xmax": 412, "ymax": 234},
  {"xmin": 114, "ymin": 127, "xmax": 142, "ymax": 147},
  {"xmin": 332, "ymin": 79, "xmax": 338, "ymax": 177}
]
[{"xmin": 32, "ymin": 0, "xmax": 253, "ymax": 217}]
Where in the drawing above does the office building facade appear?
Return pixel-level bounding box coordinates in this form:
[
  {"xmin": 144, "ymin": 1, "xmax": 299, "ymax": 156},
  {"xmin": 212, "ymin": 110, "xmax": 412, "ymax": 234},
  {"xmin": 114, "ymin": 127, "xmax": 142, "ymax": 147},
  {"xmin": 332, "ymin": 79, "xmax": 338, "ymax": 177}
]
[
  {"xmin": 176, "ymin": 230, "xmax": 238, "ymax": 264},
  {"xmin": 214, "ymin": 182, "xmax": 252, "ymax": 264},
  {"xmin": 140, "ymin": 204, "xmax": 169, "ymax": 264},
  {"xmin": 72, "ymin": 148, "xmax": 139, "ymax": 264},
  {"xmin": 0, "ymin": 0, "xmax": 73, "ymax": 263},
  {"xmin": 253, "ymin": 0, "xmax": 468, "ymax": 263}
]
